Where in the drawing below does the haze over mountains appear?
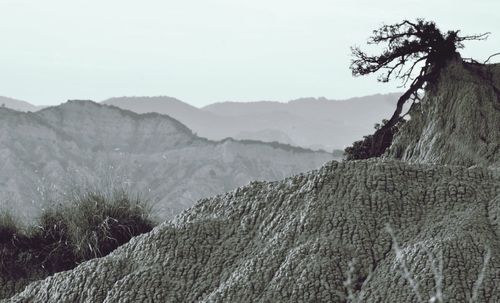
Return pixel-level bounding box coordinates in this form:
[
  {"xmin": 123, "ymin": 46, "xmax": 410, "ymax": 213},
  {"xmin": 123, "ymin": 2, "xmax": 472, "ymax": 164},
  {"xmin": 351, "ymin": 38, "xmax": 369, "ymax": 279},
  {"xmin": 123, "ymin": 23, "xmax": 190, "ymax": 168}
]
[
  {"xmin": 6, "ymin": 60, "xmax": 500, "ymax": 303},
  {"xmin": 0, "ymin": 96, "xmax": 42, "ymax": 112},
  {"xmin": 0, "ymin": 101, "xmax": 332, "ymax": 222},
  {"xmin": 2, "ymin": 93, "xmax": 400, "ymax": 152},
  {"xmin": 103, "ymin": 93, "xmax": 400, "ymax": 151}
]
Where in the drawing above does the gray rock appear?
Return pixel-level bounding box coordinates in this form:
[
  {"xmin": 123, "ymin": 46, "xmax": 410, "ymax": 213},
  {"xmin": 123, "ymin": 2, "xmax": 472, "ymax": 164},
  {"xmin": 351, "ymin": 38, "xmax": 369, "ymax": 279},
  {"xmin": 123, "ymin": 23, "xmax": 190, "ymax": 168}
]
[
  {"xmin": 3, "ymin": 160, "xmax": 500, "ymax": 302},
  {"xmin": 3, "ymin": 60, "xmax": 500, "ymax": 302},
  {"xmin": 388, "ymin": 60, "xmax": 500, "ymax": 168}
]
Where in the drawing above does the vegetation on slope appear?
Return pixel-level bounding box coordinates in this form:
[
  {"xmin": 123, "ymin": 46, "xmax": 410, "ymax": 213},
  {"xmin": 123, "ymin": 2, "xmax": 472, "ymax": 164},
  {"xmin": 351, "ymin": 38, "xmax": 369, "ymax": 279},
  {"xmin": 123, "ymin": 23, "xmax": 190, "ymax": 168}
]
[
  {"xmin": 344, "ymin": 19, "xmax": 490, "ymax": 160},
  {"xmin": 0, "ymin": 190, "xmax": 154, "ymax": 290}
]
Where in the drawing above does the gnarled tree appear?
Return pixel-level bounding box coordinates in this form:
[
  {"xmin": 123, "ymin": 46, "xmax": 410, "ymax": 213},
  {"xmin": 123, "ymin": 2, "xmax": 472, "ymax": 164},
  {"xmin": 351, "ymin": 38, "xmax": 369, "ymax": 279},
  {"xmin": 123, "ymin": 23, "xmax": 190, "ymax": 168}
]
[{"xmin": 344, "ymin": 19, "xmax": 489, "ymax": 160}]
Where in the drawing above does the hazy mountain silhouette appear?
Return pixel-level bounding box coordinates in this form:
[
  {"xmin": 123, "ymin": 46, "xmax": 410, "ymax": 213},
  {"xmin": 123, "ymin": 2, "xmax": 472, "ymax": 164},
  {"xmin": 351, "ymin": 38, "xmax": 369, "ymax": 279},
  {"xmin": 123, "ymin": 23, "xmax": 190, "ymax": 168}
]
[
  {"xmin": 103, "ymin": 93, "xmax": 400, "ymax": 151},
  {"xmin": 0, "ymin": 101, "xmax": 332, "ymax": 222},
  {"xmin": 0, "ymin": 96, "xmax": 42, "ymax": 112},
  {"xmin": 1, "ymin": 93, "xmax": 400, "ymax": 151},
  {"xmin": 7, "ymin": 60, "xmax": 500, "ymax": 302}
]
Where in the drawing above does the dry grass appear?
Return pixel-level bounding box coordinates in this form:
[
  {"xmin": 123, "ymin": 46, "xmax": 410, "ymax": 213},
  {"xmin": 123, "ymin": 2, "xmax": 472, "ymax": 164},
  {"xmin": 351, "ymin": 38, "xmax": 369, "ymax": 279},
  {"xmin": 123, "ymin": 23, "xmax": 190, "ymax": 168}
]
[{"xmin": 0, "ymin": 189, "xmax": 155, "ymax": 281}]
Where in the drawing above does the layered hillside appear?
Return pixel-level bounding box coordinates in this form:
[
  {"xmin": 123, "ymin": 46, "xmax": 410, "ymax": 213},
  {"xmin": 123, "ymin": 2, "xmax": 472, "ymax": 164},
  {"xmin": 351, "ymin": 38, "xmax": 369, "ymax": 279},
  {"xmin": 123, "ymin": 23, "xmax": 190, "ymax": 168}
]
[
  {"xmin": 104, "ymin": 93, "xmax": 400, "ymax": 151},
  {"xmin": 0, "ymin": 101, "xmax": 332, "ymax": 221},
  {"xmin": 3, "ymin": 61, "xmax": 500, "ymax": 302},
  {"xmin": 388, "ymin": 60, "xmax": 500, "ymax": 168},
  {"xmin": 4, "ymin": 160, "xmax": 499, "ymax": 302},
  {"xmin": 0, "ymin": 96, "xmax": 40, "ymax": 112}
]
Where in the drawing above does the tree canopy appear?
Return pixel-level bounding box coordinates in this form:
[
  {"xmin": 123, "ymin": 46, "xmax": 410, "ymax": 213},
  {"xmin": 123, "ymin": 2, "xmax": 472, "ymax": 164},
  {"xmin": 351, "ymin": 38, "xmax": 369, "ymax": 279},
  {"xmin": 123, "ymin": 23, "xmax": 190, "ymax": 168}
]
[{"xmin": 344, "ymin": 19, "xmax": 489, "ymax": 160}]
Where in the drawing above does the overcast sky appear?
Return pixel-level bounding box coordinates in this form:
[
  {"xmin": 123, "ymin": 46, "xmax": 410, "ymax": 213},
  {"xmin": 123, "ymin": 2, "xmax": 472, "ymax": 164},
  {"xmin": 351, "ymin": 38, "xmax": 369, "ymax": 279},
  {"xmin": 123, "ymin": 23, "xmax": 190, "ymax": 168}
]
[{"xmin": 1, "ymin": 0, "xmax": 499, "ymax": 106}]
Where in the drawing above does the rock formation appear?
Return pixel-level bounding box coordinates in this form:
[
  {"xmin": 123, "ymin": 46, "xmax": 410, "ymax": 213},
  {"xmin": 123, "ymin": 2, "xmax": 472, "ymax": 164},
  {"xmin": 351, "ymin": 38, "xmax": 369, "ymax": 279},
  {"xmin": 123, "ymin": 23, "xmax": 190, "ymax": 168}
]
[
  {"xmin": 388, "ymin": 60, "xmax": 500, "ymax": 168},
  {"xmin": 3, "ymin": 160, "xmax": 499, "ymax": 302},
  {"xmin": 2, "ymin": 60, "xmax": 500, "ymax": 302}
]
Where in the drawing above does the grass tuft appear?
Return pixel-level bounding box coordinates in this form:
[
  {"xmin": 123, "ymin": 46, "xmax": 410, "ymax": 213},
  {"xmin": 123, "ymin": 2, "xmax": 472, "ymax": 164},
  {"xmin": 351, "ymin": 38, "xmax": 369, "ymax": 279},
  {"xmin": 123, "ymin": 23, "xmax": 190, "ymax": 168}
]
[
  {"xmin": 0, "ymin": 212, "xmax": 18, "ymax": 244},
  {"xmin": 0, "ymin": 189, "xmax": 155, "ymax": 286}
]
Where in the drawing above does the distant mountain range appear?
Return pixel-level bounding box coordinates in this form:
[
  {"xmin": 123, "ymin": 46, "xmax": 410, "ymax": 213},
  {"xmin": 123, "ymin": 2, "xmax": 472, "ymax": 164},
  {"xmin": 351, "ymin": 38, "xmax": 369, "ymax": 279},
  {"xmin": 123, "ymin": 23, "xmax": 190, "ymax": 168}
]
[
  {"xmin": 0, "ymin": 96, "xmax": 43, "ymax": 112},
  {"xmin": 2, "ymin": 93, "xmax": 400, "ymax": 151},
  {"xmin": 0, "ymin": 101, "xmax": 332, "ymax": 222},
  {"xmin": 103, "ymin": 94, "xmax": 400, "ymax": 151}
]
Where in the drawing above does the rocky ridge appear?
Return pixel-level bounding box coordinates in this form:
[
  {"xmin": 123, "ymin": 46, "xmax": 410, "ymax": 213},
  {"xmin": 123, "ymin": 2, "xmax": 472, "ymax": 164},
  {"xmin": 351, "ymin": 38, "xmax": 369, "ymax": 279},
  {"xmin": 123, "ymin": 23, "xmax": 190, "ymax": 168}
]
[
  {"xmin": 3, "ymin": 160, "xmax": 499, "ymax": 302},
  {"xmin": 3, "ymin": 60, "xmax": 500, "ymax": 302},
  {"xmin": 388, "ymin": 60, "xmax": 500, "ymax": 168}
]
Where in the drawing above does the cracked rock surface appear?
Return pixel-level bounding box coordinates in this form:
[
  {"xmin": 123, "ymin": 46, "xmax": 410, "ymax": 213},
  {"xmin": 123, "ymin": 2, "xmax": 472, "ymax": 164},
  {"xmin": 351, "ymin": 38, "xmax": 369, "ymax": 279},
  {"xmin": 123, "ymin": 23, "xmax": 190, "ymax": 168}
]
[
  {"xmin": 3, "ymin": 61, "xmax": 500, "ymax": 302},
  {"xmin": 388, "ymin": 60, "xmax": 500, "ymax": 168},
  {"xmin": 3, "ymin": 160, "xmax": 500, "ymax": 302}
]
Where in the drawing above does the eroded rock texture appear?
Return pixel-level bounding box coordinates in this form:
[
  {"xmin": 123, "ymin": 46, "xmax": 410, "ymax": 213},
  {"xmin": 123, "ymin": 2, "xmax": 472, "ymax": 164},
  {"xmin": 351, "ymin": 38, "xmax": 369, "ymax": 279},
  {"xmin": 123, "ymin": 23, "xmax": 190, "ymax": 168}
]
[
  {"xmin": 3, "ymin": 160, "xmax": 500, "ymax": 302},
  {"xmin": 388, "ymin": 60, "xmax": 500, "ymax": 168}
]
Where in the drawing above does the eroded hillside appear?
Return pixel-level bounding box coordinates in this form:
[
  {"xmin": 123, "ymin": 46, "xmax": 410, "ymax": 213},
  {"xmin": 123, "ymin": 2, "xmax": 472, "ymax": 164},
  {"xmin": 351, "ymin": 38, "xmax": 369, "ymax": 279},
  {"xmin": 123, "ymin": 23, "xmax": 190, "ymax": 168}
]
[
  {"xmin": 3, "ymin": 60, "xmax": 500, "ymax": 302},
  {"xmin": 3, "ymin": 160, "xmax": 499, "ymax": 302},
  {"xmin": 388, "ymin": 59, "xmax": 500, "ymax": 168}
]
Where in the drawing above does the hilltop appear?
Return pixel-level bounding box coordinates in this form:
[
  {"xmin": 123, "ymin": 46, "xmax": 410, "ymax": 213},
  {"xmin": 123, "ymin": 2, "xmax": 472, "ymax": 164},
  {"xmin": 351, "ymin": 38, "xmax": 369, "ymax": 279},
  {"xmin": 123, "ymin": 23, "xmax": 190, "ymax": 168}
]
[
  {"xmin": 388, "ymin": 60, "xmax": 500, "ymax": 168},
  {"xmin": 3, "ymin": 59, "xmax": 500, "ymax": 302}
]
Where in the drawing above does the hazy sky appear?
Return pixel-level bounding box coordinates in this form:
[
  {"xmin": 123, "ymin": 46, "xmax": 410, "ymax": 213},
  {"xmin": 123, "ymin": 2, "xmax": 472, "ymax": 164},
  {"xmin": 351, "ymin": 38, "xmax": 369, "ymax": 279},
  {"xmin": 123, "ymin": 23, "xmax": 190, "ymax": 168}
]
[{"xmin": 1, "ymin": 0, "xmax": 499, "ymax": 106}]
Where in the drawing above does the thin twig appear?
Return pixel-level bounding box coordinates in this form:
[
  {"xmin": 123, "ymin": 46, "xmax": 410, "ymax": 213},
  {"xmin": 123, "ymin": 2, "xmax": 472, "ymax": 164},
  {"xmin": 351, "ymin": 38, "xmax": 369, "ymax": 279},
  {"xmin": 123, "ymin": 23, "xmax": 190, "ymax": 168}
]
[
  {"xmin": 470, "ymin": 247, "xmax": 491, "ymax": 303},
  {"xmin": 484, "ymin": 52, "xmax": 500, "ymax": 64},
  {"xmin": 385, "ymin": 224, "xmax": 424, "ymax": 303}
]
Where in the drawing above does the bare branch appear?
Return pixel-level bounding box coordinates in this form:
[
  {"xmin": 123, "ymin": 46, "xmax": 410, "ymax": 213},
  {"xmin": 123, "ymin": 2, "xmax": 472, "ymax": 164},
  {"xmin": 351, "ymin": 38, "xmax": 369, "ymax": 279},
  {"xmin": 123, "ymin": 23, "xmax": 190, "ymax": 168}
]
[
  {"xmin": 484, "ymin": 52, "xmax": 500, "ymax": 64},
  {"xmin": 346, "ymin": 19, "xmax": 491, "ymax": 160}
]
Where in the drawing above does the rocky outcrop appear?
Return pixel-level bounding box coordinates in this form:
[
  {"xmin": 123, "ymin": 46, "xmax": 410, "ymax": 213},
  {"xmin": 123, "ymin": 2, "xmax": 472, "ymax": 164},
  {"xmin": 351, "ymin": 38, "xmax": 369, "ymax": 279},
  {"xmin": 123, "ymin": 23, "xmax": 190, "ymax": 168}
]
[
  {"xmin": 3, "ymin": 160, "xmax": 500, "ymax": 302},
  {"xmin": 4, "ymin": 60, "xmax": 500, "ymax": 302},
  {"xmin": 388, "ymin": 60, "xmax": 500, "ymax": 168}
]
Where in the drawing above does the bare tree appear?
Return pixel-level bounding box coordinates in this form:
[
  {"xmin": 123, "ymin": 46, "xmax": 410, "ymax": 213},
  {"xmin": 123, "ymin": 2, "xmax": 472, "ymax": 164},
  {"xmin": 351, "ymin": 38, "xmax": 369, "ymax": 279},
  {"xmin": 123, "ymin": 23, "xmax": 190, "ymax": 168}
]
[{"xmin": 345, "ymin": 19, "xmax": 489, "ymax": 160}]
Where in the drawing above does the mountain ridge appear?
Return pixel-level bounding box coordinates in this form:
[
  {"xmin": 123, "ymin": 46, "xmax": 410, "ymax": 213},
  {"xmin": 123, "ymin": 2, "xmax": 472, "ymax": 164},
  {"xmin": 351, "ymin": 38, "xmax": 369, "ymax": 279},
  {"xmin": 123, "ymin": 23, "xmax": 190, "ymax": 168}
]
[
  {"xmin": 0, "ymin": 96, "xmax": 42, "ymax": 112},
  {"xmin": 1, "ymin": 93, "xmax": 401, "ymax": 150},
  {"xmin": 3, "ymin": 60, "xmax": 500, "ymax": 302},
  {"xmin": 0, "ymin": 100, "xmax": 332, "ymax": 224},
  {"xmin": 4, "ymin": 160, "xmax": 499, "ymax": 302},
  {"xmin": 105, "ymin": 93, "xmax": 401, "ymax": 150}
]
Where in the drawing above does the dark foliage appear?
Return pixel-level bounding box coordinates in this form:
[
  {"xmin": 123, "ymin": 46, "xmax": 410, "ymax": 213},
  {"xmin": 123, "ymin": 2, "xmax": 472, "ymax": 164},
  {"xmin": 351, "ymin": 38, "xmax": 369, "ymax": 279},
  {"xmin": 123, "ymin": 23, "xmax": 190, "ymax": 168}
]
[
  {"xmin": 0, "ymin": 190, "xmax": 154, "ymax": 282},
  {"xmin": 344, "ymin": 119, "xmax": 404, "ymax": 160},
  {"xmin": 0, "ymin": 213, "xmax": 17, "ymax": 244},
  {"xmin": 345, "ymin": 19, "xmax": 489, "ymax": 160}
]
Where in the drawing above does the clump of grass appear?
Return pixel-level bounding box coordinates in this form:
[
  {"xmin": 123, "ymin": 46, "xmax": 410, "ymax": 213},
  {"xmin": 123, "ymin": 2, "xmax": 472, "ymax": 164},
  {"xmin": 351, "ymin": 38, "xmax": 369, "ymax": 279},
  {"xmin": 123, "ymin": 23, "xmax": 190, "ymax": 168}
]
[
  {"xmin": 61, "ymin": 190, "xmax": 154, "ymax": 260},
  {"xmin": 0, "ymin": 212, "xmax": 18, "ymax": 244},
  {"xmin": 0, "ymin": 189, "xmax": 155, "ymax": 286}
]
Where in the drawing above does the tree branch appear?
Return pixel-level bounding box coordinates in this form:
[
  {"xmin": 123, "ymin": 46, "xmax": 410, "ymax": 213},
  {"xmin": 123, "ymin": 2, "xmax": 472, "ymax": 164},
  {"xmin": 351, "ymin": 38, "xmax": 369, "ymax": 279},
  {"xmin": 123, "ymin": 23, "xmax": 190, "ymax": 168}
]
[{"xmin": 484, "ymin": 52, "xmax": 500, "ymax": 64}]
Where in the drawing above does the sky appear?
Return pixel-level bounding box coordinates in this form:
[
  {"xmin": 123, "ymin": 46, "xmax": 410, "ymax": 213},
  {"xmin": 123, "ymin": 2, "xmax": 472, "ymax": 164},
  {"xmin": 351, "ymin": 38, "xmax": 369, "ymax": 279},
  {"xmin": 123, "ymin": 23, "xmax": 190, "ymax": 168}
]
[{"xmin": 0, "ymin": 0, "xmax": 499, "ymax": 106}]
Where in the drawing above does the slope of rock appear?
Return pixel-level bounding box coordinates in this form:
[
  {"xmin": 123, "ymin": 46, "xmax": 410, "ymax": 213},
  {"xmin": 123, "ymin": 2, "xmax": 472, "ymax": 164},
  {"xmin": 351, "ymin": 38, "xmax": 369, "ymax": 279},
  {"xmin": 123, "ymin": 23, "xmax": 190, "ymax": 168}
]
[
  {"xmin": 4, "ymin": 160, "xmax": 500, "ymax": 302},
  {"xmin": 0, "ymin": 101, "xmax": 332, "ymax": 221},
  {"xmin": 5, "ymin": 60, "xmax": 500, "ymax": 303},
  {"xmin": 388, "ymin": 60, "xmax": 500, "ymax": 168}
]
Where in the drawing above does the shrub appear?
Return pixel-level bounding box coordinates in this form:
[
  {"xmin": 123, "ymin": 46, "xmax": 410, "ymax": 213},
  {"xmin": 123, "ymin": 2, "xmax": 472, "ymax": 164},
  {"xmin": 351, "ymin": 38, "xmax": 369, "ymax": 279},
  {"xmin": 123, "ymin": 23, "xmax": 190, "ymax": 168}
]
[
  {"xmin": 344, "ymin": 119, "xmax": 405, "ymax": 160},
  {"xmin": 0, "ymin": 189, "xmax": 155, "ymax": 285},
  {"xmin": 61, "ymin": 190, "xmax": 154, "ymax": 260},
  {"xmin": 0, "ymin": 212, "xmax": 18, "ymax": 244}
]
